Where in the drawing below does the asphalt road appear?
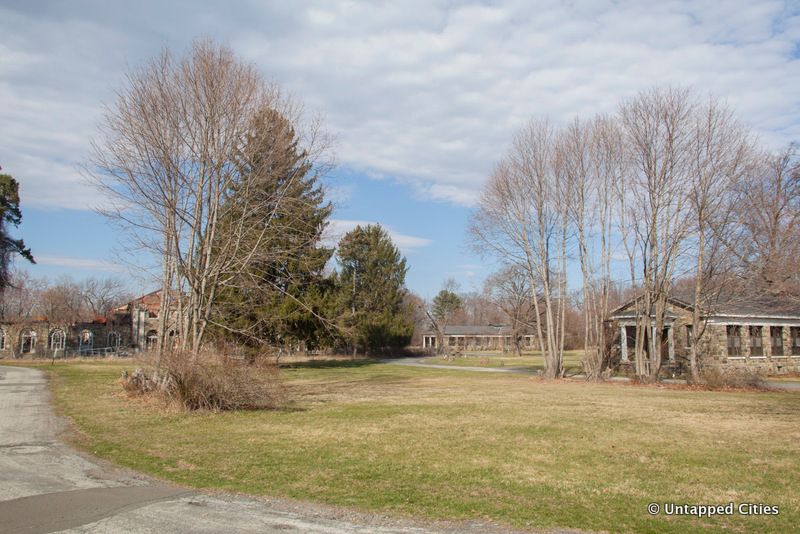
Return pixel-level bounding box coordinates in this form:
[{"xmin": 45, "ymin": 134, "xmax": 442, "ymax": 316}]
[{"xmin": 0, "ymin": 365, "xmax": 547, "ymax": 534}]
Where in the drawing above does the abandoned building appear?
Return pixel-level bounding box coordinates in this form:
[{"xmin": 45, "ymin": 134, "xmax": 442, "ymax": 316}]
[
  {"xmin": 0, "ymin": 290, "xmax": 167, "ymax": 359},
  {"xmin": 608, "ymin": 296, "xmax": 800, "ymax": 374},
  {"xmin": 422, "ymin": 325, "xmax": 536, "ymax": 352}
]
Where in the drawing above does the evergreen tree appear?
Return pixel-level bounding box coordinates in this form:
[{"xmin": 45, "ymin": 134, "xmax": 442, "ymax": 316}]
[
  {"xmin": 432, "ymin": 288, "xmax": 462, "ymax": 324},
  {"xmin": 212, "ymin": 107, "xmax": 334, "ymax": 352},
  {"xmin": 335, "ymin": 224, "xmax": 413, "ymax": 353},
  {"xmin": 0, "ymin": 172, "xmax": 34, "ymax": 290},
  {"xmin": 428, "ymin": 287, "xmax": 462, "ymax": 355}
]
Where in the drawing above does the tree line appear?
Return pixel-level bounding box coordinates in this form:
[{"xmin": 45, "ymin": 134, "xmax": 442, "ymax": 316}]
[
  {"xmin": 0, "ymin": 272, "xmax": 131, "ymax": 323},
  {"xmin": 470, "ymin": 86, "xmax": 799, "ymax": 382}
]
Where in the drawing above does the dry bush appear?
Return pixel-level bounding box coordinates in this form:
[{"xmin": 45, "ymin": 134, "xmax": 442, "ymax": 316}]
[
  {"xmin": 697, "ymin": 366, "xmax": 769, "ymax": 390},
  {"xmin": 120, "ymin": 367, "xmax": 158, "ymax": 395},
  {"xmin": 121, "ymin": 349, "xmax": 285, "ymax": 411}
]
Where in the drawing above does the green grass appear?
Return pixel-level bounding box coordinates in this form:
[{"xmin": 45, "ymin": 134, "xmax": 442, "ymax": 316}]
[
  {"xmin": 427, "ymin": 350, "xmax": 584, "ymax": 372},
  {"xmin": 6, "ymin": 358, "xmax": 800, "ymax": 533}
]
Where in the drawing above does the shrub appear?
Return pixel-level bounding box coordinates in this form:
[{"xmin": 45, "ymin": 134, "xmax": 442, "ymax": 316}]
[
  {"xmin": 697, "ymin": 366, "xmax": 768, "ymax": 390},
  {"xmin": 122, "ymin": 349, "xmax": 285, "ymax": 411}
]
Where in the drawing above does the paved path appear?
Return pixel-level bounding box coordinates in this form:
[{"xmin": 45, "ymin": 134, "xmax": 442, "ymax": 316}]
[
  {"xmin": 384, "ymin": 357, "xmax": 536, "ymax": 374},
  {"xmin": 385, "ymin": 357, "xmax": 800, "ymax": 391},
  {"xmin": 0, "ymin": 365, "xmax": 549, "ymax": 534}
]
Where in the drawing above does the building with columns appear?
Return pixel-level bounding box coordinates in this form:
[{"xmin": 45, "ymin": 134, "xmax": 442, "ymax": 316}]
[
  {"xmin": 422, "ymin": 324, "xmax": 536, "ymax": 352},
  {"xmin": 608, "ymin": 295, "xmax": 800, "ymax": 374}
]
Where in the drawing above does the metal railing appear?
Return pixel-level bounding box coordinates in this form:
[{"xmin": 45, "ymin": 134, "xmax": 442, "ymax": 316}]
[{"xmin": 47, "ymin": 346, "xmax": 131, "ymax": 359}]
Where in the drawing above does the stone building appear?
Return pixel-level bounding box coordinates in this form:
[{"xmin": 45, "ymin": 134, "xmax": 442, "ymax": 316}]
[
  {"xmin": 0, "ymin": 290, "xmax": 170, "ymax": 359},
  {"xmin": 422, "ymin": 324, "xmax": 536, "ymax": 352},
  {"xmin": 608, "ymin": 296, "xmax": 800, "ymax": 374}
]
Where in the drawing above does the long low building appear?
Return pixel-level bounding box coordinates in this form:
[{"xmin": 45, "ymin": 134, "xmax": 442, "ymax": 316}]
[
  {"xmin": 608, "ymin": 295, "xmax": 800, "ymax": 373},
  {"xmin": 422, "ymin": 324, "xmax": 536, "ymax": 351}
]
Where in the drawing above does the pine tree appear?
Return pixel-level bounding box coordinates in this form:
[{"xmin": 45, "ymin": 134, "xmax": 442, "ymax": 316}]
[
  {"xmin": 212, "ymin": 107, "xmax": 334, "ymax": 352},
  {"xmin": 0, "ymin": 172, "xmax": 34, "ymax": 290},
  {"xmin": 335, "ymin": 224, "xmax": 413, "ymax": 353}
]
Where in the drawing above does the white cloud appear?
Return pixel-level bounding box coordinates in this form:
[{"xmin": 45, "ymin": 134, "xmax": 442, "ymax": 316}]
[
  {"xmin": 324, "ymin": 219, "xmax": 432, "ymax": 253},
  {"xmin": 1, "ymin": 1, "xmax": 799, "ymax": 209},
  {"xmin": 35, "ymin": 255, "xmax": 125, "ymax": 272}
]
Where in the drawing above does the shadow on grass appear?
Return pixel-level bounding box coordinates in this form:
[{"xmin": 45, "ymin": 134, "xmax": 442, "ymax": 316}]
[{"xmin": 280, "ymin": 358, "xmax": 386, "ymax": 370}]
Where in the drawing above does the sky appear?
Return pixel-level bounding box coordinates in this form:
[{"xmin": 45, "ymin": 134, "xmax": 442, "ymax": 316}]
[{"xmin": 1, "ymin": 0, "xmax": 799, "ymax": 299}]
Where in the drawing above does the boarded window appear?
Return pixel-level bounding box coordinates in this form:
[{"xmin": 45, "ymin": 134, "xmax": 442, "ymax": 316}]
[
  {"xmin": 727, "ymin": 325, "xmax": 741, "ymax": 356},
  {"xmin": 749, "ymin": 326, "xmax": 763, "ymax": 356},
  {"xmin": 107, "ymin": 331, "xmax": 121, "ymax": 348},
  {"xmin": 771, "ymin": 327, "xmax": 784, "ymax": 356},
  {"xmin": 21, "ymin": 331, "xmax": 36, "ymax": 354},
  {"xmin": 685, "ymin": 325, "xmax": 694, "ymax": 348},
  {"xmin": 146, "ymin": 330, "xmax": 158, "ymax": 351},
  {"xmin": 792, "ymin": 327, "xmax": 800, "ymax": 356}
]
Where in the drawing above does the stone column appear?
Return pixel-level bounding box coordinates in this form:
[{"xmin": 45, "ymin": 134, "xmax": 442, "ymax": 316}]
[
  {"xmin": 667, "ymin": 325, "xmax": 675, "ymax": 362},
  {"xmin": 620, "ymin": 325, "xmax": 629, "ymax": 362},
  {"xmin": 742, "ymin": 325, "xmax": 751, "ymax": 360},
  {"xmin": 650, "ymin": 325, "xmax": 656, "ymax": 360}
]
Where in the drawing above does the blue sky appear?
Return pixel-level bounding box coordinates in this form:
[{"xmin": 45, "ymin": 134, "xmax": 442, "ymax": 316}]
[
  {"xmin": 17, "ymin": 168, "xmax": 494, "ymax": 299},
  {"xmin": 2, "ymin": 0, "xmax": 799, "ymax": 298}
]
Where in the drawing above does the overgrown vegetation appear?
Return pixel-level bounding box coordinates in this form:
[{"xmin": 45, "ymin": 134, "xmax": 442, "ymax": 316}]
[
  {"xmin": 697, "ymin": 366, "xmax": 769, "ymax": 390},
  {"xmin": 121, "ymin": 350, "xmax": 285, "ymax": 411}
]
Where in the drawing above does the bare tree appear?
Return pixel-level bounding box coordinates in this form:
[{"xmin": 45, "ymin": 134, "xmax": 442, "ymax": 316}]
[
  {"xmin": 404, "ymin": 291, "xmax": 428, "ymax": 347},
  {"xmin": 473, "ymin": 86, "xmax": 764, "ymax": 383},
  {"xmin": 618, "ymin": 87, "xmax": 696, "ymax": 382},
  {"xmin": 89, "ymin": 39, "xmax": 332, "ymax": 369},
  {"xmin": 0, "ymin": 269, "xmax": 42, "ymax": 321},
  {"xmin": 38, "ymin": 276, "xmax": 86, "ymax": 324},
  {"xmin": 81, "ymin": 277, "xmax": 132, "ymax": 317},
  {"xmin": 684, "ymin": 98, "xmax": 753, "ymax": 382},
  {"xmin": 452, "ymin": 290, "xmax": 505, "ymax": 326},
  {"xmin": 470, "ymin": 118, "xmax": 566, "ymax": 378},
  {"xmin": 484, "ymin": 266, "xmax": 535, "ymax": 355},
  {"xmin": 556, "ymin": 116, "xmax": 622, "ymax": 378},
  {"xmin": 721, "ymin": 146, "xmax": 800, "ymax": 300}
]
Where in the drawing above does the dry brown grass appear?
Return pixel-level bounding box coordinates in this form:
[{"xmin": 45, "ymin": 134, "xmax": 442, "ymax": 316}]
[{"xmin": 16, "ymin": 358, "xmax": 800, "ymax": 533}]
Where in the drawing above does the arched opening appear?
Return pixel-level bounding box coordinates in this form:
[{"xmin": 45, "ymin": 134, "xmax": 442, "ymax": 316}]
[
  {"xmin": 107, "ymin": 331, "xmax": 121, "ymax": 349},
  {"xmin": 20, "ymin": 331, "xmax": 37, "ymax": 354},
  {"xmin": 50, "ymin": 329, "xmax": 66, "ymax": 351},
  {"xmin": 145, "ymin": 330, "xmax": 158, "ymax": 351}
]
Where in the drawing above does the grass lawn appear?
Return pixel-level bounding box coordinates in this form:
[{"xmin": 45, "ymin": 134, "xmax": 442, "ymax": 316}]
[
  {"xmin": 426, "ymin": 350, "xmax": 585, "ymax": 372},
  {"xmin": 6, "ymin": 358, "xmax": 800, "ymax": 533}
]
